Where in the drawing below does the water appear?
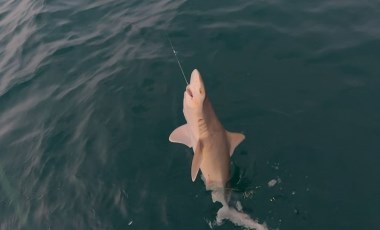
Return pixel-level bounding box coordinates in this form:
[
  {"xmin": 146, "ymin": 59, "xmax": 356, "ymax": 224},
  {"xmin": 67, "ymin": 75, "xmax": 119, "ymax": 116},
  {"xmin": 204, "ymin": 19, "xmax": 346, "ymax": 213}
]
[{"xmin": 1, "ymin": 0, "xmax": 380, "ymax": 229}]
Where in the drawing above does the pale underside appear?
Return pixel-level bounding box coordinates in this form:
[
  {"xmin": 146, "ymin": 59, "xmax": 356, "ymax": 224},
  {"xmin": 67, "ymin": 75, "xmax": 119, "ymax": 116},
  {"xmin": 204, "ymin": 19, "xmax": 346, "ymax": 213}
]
[{"xmin": 169, "ymin": 97, "xmax": 245, "ymax": 190}]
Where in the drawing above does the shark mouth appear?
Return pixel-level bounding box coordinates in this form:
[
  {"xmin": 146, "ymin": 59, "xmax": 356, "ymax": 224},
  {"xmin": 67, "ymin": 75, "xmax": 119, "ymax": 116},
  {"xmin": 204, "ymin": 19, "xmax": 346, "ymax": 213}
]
[{"xmin": 186, "ymin": 86, "xmax": 193, "ymax": 98}]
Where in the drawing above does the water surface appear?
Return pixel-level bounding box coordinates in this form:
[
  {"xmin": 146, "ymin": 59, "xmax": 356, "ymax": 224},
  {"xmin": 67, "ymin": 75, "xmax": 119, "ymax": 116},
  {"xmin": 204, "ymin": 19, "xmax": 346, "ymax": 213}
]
[{"xmin": 0, "ymin": 0, "xmax": 379, "ymax": 229}]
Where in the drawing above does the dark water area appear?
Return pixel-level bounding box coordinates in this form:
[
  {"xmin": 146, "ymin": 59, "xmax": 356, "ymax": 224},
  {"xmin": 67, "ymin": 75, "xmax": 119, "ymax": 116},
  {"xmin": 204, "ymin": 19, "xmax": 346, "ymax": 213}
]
[{"xmin": 1, "ymin": 0, "xmax": 380, "ymax": 229}]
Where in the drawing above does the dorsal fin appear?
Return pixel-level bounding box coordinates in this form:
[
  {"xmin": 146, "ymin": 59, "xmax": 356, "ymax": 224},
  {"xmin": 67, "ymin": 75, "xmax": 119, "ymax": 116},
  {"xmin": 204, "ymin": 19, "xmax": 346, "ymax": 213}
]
[
  {"xmin": 226, "ymin": 131, "xmax": 245, "ymax": 156},
  {"xmin": 169, "ymin": 124, "xmax": 192, "ymax": 147},
  {"xmin": 191, "ymin": 141, "xmax": 203, "ymax": 181}
]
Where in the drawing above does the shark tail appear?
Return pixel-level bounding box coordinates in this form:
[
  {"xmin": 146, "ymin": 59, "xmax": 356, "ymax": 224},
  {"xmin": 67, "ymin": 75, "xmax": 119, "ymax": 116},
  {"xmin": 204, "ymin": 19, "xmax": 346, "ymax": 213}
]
[{"xmin": 215, "ymin": 205, "xmax": 268, "ymax": 230}]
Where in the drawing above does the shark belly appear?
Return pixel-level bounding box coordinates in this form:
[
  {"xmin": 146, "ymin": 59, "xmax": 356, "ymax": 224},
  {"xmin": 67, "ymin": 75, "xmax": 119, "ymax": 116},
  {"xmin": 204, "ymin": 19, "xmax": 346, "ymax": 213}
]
[{"xmin": 199, "ymin": 132, "xmax": 230, "ymax": 191}]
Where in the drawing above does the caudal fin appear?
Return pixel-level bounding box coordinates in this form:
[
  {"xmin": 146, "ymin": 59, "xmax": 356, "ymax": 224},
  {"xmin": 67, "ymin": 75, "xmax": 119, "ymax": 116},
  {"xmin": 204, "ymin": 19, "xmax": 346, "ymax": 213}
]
[{"xmin": 215, "ymin": 205, "xmax": 268, "ymax": 230}]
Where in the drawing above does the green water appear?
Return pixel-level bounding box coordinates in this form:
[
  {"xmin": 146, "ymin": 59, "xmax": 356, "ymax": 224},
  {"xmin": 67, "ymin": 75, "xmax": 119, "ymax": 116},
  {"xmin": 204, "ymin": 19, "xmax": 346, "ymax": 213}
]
[{"xmin": 0, "ymin": 0, "xmax": 379, "ymax": 229}]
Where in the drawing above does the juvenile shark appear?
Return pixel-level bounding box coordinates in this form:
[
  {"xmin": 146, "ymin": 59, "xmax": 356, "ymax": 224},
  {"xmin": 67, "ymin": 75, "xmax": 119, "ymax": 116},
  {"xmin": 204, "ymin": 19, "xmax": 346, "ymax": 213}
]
[
  {"xmin": 169, "ymin": 69, "xmax": 267, "ymax": 229},
  {"xmin": 169, "ymin": 69, "xmax": 244, "ymax": 198}
]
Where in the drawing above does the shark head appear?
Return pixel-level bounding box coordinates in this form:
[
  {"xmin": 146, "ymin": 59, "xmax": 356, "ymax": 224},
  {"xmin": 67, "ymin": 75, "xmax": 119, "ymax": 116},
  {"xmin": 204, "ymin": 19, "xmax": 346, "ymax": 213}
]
[{"xmin": 184, "ymin": 69, "xmax": 206, "ymax": 110}]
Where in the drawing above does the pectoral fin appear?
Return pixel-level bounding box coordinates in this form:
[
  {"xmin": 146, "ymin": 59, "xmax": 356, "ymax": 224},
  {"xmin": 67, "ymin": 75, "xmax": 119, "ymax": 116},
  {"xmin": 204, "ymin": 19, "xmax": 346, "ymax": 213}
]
[
  {"xmin": 191, "ymin": 141, "xmax": 203, "ymax": 181},
  {"xmin": 169, "ymin": 124, "xmax": 192, "ymax": 148},
  {"xmin": 226, "ymin": 131, "xmax": 245, "ymax": 156}
]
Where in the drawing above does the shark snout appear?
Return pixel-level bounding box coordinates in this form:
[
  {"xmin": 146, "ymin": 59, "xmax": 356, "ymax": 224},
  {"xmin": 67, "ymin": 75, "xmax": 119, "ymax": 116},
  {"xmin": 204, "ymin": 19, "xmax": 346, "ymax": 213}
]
[
  {"xmin": 187, "ymin": 69, "xmax": 206, "ymax": 99},
  {"xmin": 190, "ymin": 69, "xmax": 201, "ymax": 85}
]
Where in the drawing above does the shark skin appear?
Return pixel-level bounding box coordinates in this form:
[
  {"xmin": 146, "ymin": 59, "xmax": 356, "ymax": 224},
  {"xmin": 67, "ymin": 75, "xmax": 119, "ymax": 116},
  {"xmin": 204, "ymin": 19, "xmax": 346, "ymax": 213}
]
[{"xmin": 169, "ymin": 69, "xmax": 245, "ymax": 205}]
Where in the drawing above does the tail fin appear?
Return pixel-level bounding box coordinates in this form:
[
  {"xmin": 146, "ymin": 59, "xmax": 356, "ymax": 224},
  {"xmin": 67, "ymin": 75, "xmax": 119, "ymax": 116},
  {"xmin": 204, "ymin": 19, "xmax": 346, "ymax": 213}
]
[{"xmin": 215, "ymin": 205, "xmax": 268, "ymax": 230}]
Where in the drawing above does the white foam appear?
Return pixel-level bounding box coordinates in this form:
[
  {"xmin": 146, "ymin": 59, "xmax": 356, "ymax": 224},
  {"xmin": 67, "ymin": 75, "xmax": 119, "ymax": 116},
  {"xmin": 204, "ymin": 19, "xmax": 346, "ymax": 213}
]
[
  {"xmin": 235, "ymin": 201, "xmax": 243, "ymax": 211},
  {"xmin": 216, "ymin": 206, "xmax": 268, "ymax": 230},
  {"xmin": 268, "ymin": 177, "xmax": 281, "ymax": 188},
  {"xmin": 268, "ymin": 179, "xmax": 277, "ymax": 187},
  {"xmin": 209, "ymin": 189, "xmax": 268, "ymax": 229}
]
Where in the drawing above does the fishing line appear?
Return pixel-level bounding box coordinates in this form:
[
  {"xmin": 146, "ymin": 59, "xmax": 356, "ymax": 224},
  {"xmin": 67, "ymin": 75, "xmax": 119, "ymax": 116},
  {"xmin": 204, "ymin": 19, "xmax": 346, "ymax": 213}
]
[{"xmin": 166, "ymin": 34, "xmax": 189, "ymax": 85}]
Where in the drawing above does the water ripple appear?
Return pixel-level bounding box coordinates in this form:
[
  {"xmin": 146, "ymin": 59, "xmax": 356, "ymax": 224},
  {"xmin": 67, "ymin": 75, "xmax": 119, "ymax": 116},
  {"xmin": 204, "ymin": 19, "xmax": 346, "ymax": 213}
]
[{"xmin": 0, "ymin": 0, "xmax": 379, "ymax": 229}]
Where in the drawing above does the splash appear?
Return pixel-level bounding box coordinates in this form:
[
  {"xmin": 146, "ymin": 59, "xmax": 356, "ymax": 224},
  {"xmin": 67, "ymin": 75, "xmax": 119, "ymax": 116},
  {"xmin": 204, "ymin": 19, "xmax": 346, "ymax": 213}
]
[
  {"xmin": 215, "ymin": 205, "xmax": 268, "ymax": 230},
  {"xmin": 210, "ymin": 189, "xmax": 268, "ymax": 230}
]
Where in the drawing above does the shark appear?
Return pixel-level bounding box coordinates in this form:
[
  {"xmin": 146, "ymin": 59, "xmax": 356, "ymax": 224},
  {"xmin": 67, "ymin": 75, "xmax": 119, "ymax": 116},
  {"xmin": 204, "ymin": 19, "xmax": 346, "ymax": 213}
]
[{"xmin": 169, "ymin": 69, "xmax": 267, "ymax": 230}]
